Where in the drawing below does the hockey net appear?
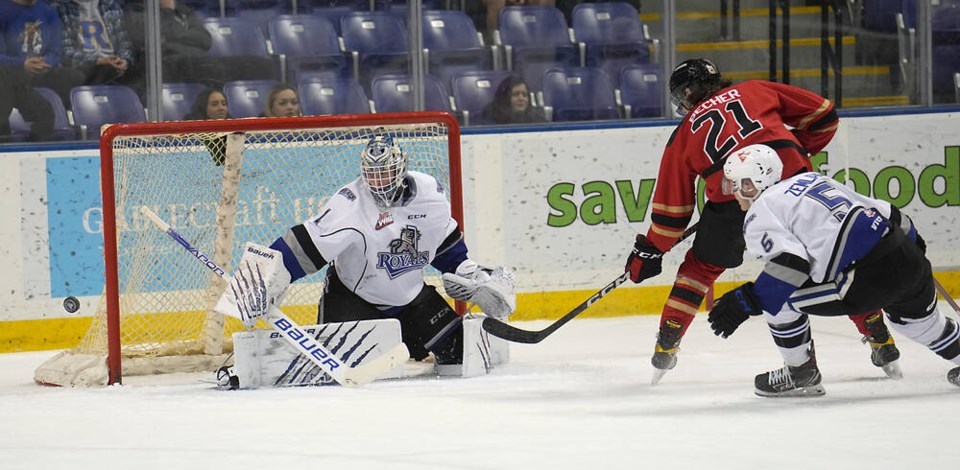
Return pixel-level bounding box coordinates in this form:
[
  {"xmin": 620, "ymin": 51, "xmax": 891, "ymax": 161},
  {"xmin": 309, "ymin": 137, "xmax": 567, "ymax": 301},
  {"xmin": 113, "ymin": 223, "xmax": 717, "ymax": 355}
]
[{"xmin": 35, "ymin": 112, "xmax": 462, "ymax": 387}]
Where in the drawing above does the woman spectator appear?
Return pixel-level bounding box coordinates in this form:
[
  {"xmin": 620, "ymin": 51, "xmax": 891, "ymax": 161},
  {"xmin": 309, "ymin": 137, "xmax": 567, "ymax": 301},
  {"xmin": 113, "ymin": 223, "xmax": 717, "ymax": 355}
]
[
  {"xmin": 262, "ymin": 83, "xmax": 301, "ymax": 118},
  {"xmin": 183, "ymin": 87, "xmax": 229, "ymax": 120},
  {"xmin": 481, "ymin": 75, "xmax": 545, "ymax": 124}
]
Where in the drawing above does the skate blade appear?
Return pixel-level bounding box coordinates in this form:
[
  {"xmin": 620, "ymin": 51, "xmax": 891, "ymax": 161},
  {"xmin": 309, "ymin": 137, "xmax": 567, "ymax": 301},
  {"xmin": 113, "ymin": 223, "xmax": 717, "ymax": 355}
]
[
  {"xmin": 881, "ymin": 360, "xmax": 903, "ymax": 380},
  {"xmin": 755, "ymin": 384, "xmax": 826, "ymax": 398},
  {"xmin": 651, "ymin": 368, "xmax": 670, "ymax": 386}
]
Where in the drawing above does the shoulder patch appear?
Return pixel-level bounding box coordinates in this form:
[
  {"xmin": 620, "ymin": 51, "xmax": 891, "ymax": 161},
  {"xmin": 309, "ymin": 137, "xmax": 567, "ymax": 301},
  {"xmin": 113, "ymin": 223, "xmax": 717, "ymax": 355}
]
[
  {"xmin": 436, "ymin": 181, "xmax": 445, "ymax": 194},
  {"xmin": 337, "ymin": 187, "xmax": 356, "ymax": 201}
]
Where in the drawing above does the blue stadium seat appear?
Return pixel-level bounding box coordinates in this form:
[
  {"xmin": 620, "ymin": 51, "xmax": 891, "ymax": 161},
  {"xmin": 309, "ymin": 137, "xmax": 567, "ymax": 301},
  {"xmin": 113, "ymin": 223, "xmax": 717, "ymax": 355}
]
[
  {"xmin": 162, "ymin": 83, "xmax": 207, "ymax": 121},
  {"xmin": 232, "ymin": 6, "xmax": 285, "ymax": 35},
  {"xmin": 618, "ymin": 63, "xmax": 664, "ymax": 118},
  {"xmin": 202, "ymin": 17, "xmax": 276, "ymax": 80},
  {"xmin": 223, "ymin": 79, "xmax": 279, "ymax": 118},
  {"xmin": 203, "ymin": 17, "xmax": 269, "ymax": 57},
  {"xmin": 497, "ymin": 5, "xmax": 580, "ymax": 92},
  {"xmin": 451, "ymin": 70, "xmax": 512, "ymax": 126},
  {"xmin": 541, "ymin": 67, "xmax": 619, "ymax": 122},
  {"xmin": 572, "ymin": 2, "xmax": 650, "ymax": 80},
  {"xmin": 299, "ymin": 77, "xmax": 371, "ymax": 115},
  {"xmin": 370, "ymin": 74, "xmax": 452, "ymax": 113},
  {"xmin": 9, "ymin": 87, "xmax": 75, "ymax": 141},
  {"xmin": 422, "ymin": 10, "xmax": 494, "ymax": 89},
  {"xmin": 70, "ymin": 85, "xmax": 146, "ymax": 140},
  {"xmin": 340, "ymin": 12, "xmax": 410, "ymax": 93},
  {"xmin": 269, "ymin": 15, "xmax": 350, "ymax": 84},
  {"xmin": 311, "ymin": 6, "xmax": 356, "ymax": 34}
]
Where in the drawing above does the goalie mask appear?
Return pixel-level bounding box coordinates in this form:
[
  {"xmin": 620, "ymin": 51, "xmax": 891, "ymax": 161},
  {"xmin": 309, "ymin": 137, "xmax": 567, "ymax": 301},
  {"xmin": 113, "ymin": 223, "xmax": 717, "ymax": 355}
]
[
  {"xmin": 722, "ymin": 144, "xmax": 783, "ymax": 202},
  {"xmin": 361, "ymin": 134, "xmax": 409, "ymax": 207}
]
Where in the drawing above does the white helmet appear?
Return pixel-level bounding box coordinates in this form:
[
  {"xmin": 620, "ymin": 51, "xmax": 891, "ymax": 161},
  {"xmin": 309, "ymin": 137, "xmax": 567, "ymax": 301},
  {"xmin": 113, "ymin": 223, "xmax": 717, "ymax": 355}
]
[
  {"xmin": 361, "ymin": 133, "xmax": 408, "ymax": 207},
  {"xmin": 722, "ymin": 144, "xmax": 783, "ymax": 201}
]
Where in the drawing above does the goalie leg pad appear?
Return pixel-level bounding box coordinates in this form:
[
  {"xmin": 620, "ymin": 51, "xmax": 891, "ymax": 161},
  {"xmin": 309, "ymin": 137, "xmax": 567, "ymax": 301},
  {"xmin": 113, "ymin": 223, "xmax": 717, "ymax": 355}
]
[
  {"xmin": 436, "ymin": 316, "xmax": 511, "ymax": 377},
  {"xmin": 229, "ymin": 319, "xmax": 404, "ymax": 389}
]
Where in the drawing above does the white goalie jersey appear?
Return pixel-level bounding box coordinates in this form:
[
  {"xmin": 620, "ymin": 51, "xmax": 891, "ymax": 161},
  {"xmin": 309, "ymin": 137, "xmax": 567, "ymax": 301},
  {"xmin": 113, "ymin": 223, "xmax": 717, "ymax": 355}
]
[
  {"xmin": 744, "ymin": 172, "xmax": 893, "ymax": 284},
  {"xmin": 299, "ymin": 170, "xmax": 458, "ymax": 307}
]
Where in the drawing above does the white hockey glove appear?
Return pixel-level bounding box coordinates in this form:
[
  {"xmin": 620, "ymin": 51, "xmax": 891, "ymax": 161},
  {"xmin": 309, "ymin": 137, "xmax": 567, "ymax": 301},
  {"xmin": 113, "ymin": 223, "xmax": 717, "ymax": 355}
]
[
  {"xmin": 214, "ymin": 243, "xmax": 291, "ymax": 329},
  {"xmin": 442, "ymin": 260, "xmax": 516, "ymax": 320}
]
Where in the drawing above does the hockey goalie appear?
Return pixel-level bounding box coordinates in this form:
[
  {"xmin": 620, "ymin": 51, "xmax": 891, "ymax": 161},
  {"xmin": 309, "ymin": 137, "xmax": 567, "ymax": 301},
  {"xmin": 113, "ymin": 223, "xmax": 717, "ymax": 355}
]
[{"xmin": 213, "ymin": 134, "xmax": 514, "ymax": 389}]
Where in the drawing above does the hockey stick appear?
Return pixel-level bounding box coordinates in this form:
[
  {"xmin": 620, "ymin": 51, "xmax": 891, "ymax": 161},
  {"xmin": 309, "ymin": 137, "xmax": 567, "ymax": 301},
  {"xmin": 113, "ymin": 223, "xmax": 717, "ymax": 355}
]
[
  {"xmin": 482, "ymin": 224, "xmax": 699, "ymax": 344},
  {"xmin": 934, "ymin": 277, "xmax": 960, "ymax": 315},
  {"xmin": 139, "ymin": 206, "xmax": 409, "ymax": 387}
]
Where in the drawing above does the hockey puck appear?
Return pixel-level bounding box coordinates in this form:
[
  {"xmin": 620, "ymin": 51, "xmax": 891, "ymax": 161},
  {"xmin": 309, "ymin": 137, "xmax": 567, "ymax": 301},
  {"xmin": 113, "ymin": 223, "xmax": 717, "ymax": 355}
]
[{"xmin": 63, "ymin": 296, "xmax": 80, "ymax": 313}]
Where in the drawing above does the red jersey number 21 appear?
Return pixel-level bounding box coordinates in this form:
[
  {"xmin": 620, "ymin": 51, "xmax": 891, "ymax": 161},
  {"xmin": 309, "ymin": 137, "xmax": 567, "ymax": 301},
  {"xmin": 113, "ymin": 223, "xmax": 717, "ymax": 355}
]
[{"xmin": 691, "ymin": 100, "xmax": 763, "ymax": 162}]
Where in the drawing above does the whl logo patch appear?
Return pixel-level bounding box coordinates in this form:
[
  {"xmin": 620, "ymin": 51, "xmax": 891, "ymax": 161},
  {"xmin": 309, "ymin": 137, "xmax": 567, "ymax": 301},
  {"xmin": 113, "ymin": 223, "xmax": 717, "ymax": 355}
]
[
  {"xmin": 375, "ymin": 211, "xmax": 393, "ymax": 230},
  {"xmin": 377, "ymin": 225, "xmax": 429, "ymax": 278}
]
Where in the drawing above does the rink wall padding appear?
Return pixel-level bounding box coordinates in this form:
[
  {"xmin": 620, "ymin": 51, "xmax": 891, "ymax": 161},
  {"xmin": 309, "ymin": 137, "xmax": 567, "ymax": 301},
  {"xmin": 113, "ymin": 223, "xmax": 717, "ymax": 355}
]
[{"xmin": 1, "ymin": 111, "xmax": 958, "ymax": 352}]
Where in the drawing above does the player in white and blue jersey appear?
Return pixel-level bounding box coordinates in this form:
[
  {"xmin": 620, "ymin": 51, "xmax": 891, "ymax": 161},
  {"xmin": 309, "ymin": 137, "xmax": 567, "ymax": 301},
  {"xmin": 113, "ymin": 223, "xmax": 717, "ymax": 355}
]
[{"xmin": 706, "ymin": 144, "xmax": 960, "ymax": 397}]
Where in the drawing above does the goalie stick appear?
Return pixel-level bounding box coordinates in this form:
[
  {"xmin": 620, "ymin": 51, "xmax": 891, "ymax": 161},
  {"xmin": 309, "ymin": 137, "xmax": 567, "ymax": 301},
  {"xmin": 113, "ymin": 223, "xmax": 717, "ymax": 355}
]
[
  {"xmin": 139, "ymin": 206, "xmax": 409, "ymax": 387},
  {"xmin": 482, "ymin": 224, "xmax": 699, "ymax": 344}
]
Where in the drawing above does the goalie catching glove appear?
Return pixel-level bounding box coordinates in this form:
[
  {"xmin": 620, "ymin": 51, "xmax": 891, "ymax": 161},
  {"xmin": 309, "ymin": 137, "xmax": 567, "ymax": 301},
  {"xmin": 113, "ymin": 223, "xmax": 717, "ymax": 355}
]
[
  {"xmin": 214, "ymin": 243, "xmax": 291, "ymax": 329},
  {"xmin": 442, "ymin": 260, "xmax": 516, "ymax": 320}
]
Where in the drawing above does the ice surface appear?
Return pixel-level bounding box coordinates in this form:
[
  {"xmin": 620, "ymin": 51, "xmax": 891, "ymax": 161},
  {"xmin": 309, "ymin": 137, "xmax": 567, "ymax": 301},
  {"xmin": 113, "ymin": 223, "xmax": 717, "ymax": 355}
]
[{"xmin": 1, "ymin": 312, "xmax": 958, "ymax": 470}]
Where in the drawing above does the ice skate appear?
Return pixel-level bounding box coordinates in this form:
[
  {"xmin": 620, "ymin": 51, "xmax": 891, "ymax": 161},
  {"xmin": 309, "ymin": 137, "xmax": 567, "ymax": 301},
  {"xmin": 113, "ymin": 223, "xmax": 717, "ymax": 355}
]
[
  {"xmin": 755, "ymin": 357, "xmax": 825, "ymax": 397},
  {"xmin": 862, "ymin": 312, "xmax": 903, "ymax": 379},
  {"xmin": 650, "ymin": 319, "xmax": 682, "ymax": 385}
]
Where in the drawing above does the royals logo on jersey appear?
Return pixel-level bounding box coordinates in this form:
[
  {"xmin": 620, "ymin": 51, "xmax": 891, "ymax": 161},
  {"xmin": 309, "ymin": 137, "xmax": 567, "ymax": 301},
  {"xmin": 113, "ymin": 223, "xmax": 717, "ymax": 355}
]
[{"xmin": 377, "ymin": 225, "xmax": 430, "ymax": 278}]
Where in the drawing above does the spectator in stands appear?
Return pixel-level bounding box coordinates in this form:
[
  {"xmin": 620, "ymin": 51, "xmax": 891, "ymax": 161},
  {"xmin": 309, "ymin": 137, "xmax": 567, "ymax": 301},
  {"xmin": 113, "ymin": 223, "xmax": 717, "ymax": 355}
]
[
  {"xmin": 262, "ymin": 83, "xmax": 301, "ymax": 118},
  {"xmin": 481, "ymin": 74, "xmax": 545, "ymax": 124},
  {"xmin": 183, "ymin": 87, "xmax": 230, "ymax": 120},
  {"xmin": 0, "ymin": 64, "xmax": 54, "ymax": 142},
  {"xmin": 56, "ymin": 0, "xmax": 139, "ymax": 89},
  {"xmin": 0, "ymin": 0, "xmax": 85, "ymax": 105},
  {"xmin": 123, "ymin": 0, "xmax": 225, "ymax": 84}
]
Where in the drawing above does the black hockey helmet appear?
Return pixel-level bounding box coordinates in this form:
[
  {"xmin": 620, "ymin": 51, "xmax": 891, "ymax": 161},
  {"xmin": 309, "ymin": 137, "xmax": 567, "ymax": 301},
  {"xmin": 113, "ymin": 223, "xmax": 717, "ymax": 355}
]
[{"xmin": 669, "ymin": 58, "xmax": 722, "ymax": 114}]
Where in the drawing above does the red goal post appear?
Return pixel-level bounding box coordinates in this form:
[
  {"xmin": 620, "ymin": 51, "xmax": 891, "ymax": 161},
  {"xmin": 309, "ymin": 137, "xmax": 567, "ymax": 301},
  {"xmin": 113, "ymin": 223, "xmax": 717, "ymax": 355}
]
[{"xmin": 34, "ymin": 112, "xmax": 463, "ymax": 386}]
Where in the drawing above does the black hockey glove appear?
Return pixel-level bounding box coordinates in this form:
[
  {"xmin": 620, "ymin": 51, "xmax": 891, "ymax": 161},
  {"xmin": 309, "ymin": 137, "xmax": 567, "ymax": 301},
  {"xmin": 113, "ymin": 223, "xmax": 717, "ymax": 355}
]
[
  {"xmin": 708, "ymin": 282, "xmax": 763, "ymax": 339},
  {"xmin": 625, "ymin": 234, "xmax": 664, "ymax": 283}
]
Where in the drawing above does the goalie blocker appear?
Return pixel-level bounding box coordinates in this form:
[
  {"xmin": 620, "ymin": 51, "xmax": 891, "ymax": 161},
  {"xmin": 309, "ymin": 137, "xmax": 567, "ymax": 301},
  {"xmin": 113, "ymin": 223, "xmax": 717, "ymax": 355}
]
[{"xmin": 221, "ymin": 317, "xmax": 509, "ymax": 389}]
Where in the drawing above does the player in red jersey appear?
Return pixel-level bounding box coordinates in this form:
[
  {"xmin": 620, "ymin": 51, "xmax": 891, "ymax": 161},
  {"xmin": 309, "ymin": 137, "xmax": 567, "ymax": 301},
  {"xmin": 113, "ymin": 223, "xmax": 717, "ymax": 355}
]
[{"xmin": 623, "ymin": 58, "xmax": 902, "ymax": 384}]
